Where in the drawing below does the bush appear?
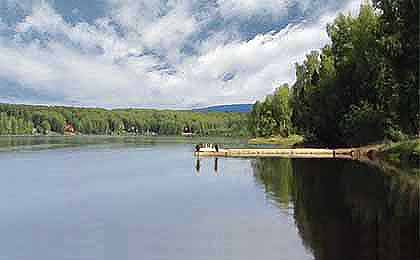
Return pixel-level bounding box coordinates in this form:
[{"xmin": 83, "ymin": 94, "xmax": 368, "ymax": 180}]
[
  {"xmin": 385, "ymin": 127, "xmax": 408, "ymax": 142},
  {"xmin": 340, "ymin": 102, "xmax": 387, "ymax": 145}
]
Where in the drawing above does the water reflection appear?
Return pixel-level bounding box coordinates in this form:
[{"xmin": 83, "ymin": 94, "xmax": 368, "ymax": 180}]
[
  {"xmin": 195, "ymin": 158, "xmax": 221, "ymax": 176},
  {"xmin": 252, "ymin": 158, "xmax": 420, "ymax": 260},
  {"xmin": 195, "ymin": 158, "xmax": 201, "ymax": 173},
  {"xmin": 253, "ymin": 158, "xmax": 294, "ymax": 210}
]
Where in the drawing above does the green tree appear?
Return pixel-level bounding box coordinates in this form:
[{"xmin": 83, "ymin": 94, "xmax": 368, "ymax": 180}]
[
  {"xmin": 272, "ymin": 85, "xmax": 292, "ymax": 136},
  {"xmin": 249, "ymin": 85, "xmax": 293, "ymax": 138},
  {"xmin": 288, "ymin": 3, "xmax": 416, "ymax": 146},
  {"xmin": 48, "ymin": 112, "xmax": 66, "ymax": 134},
  {"xmin": 40, "ymin": 120, "xmax": 51, "ymax": 134},
  {"xmin": 373, "ymin": 0, "xmax": 419, "ymax": 135}
]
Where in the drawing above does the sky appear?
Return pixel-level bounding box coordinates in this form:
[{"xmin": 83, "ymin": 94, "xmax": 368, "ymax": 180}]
[{"xmin": 0, "ymin": 0, "xmax": 361, "ymax": 109}]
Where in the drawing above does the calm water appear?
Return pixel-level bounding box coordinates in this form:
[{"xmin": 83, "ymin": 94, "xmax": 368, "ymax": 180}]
[{"xmin": 0, "ymin": 137, "xmax": 418, "ymax": 260}]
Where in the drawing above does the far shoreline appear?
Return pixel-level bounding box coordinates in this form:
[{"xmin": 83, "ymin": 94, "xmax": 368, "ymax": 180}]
[{"xmin": 1, "ymin": 134, "xmax": 418, "ymax": 170}]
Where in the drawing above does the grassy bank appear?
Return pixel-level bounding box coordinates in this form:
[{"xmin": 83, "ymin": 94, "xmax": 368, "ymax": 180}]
[
  {"xmin": 379, "ymin": 139, "xmax": 420, "ymax": 169},
  {"xmin": 248, "ymin": 135, "xmax": 304, "ymax": 147}
]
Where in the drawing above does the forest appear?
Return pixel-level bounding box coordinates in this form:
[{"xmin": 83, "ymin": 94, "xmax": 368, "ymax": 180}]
[
  {"xmin": 0, "ymin": 103, "xmax": 248, "ymax": 137},
  {"xmin": 249, "ymin": 1, "xmax": 419, "ymax": 146}
]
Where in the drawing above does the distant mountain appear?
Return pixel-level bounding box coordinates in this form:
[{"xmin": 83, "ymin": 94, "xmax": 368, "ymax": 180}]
[{"xmin": 192, "ymin": 104, "xmax": 253, "ymax": 113}]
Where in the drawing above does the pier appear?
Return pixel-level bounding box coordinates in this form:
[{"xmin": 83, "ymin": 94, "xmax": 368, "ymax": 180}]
[{"xmin": 195, "ymin": 148, "xmax": 366, "ymax": 160}]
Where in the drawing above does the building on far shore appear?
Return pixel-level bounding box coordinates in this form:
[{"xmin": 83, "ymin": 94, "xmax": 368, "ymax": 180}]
[
  {"xmin": 182, "ymin": 127, "xmax": 194, "ymax": 137},
  {"xmin": 64, "ymin": 124, "xmax": 76, "ymax": 136}
]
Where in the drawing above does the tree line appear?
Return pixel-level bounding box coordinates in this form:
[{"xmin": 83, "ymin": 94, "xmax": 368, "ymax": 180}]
[
  {"xmin": 249, "ymin": 84, "xmax": 292, "ymax": 138},
  {"xmin": 0, "ymin": 103, "xmax": 249, "ymax": 137},
  {"xmin": 250, "ymin": 1, "xmax": 419, "ymax": 146}
]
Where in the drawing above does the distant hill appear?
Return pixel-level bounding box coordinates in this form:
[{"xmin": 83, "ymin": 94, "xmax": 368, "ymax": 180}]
[{"xmin": 192, "ymin": 104, "xmax": 253, "ymax": 113}]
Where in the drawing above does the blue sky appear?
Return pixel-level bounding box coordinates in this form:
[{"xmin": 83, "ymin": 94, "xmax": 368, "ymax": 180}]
[{"xmin": 0, "ymin": 0, "xmax": 361, "ymax": 108}]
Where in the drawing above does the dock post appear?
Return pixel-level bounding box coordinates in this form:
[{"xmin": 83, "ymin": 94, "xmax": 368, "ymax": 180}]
[{"xmin": 195, "ymin": 158, "xmax": 200, "ymax": 173}]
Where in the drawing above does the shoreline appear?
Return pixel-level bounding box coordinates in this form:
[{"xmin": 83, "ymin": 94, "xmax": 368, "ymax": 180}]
[
  {"xmin": 248, "ymin": 135, "xmax": 304, "ymax": 147},
  {"xmin": 0, "ymin": 134, "xmax": 245, "ymax": 138},
  {"xmin": 197, "ymin": 139, "xmax": 420, "ymax": 171},
  {"xmin": 1, "ymin": 134, "xmax": 418, "ymax": 169}
]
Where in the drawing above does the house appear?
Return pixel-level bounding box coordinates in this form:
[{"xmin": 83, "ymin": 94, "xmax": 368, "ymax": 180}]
[
  {"xmin": 64, "ymin": 124, "xmax": 76, "ymax": 135},
  {"xmin": 182, "ymin": 127, "xmax": 194, "ymax": 137}
]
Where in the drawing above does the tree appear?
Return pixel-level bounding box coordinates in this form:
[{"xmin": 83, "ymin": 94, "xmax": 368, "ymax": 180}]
[
  {"xmin": 288, "ymin": 3, "xmax": 414, "ymax": 145},
  {"xmin": 48, "ymin": 112, "xmax": 66, "ymax": 134},
  {"xmin": 40, "ymin": 120, "xmax": 51, "ymax": 134},
  {"xmin": 272, "ymin": 85, "xmax": 292, "ymax": 136},
  {"xmin": 249, "ymin": 85, "xmax": 293, "ymax": 138},
  {"xmin": 0, "ymin": 103, "xmax": 249, "ymax": 137},
  {"xmin": 109, "ymin": 116, "xmax": 124, "ymax": 135},
  {"xmin": 79, "ymin": 117, "xmax": 93, "ymax": 134},
  {"xmin": 373, "ymin": 0, "xmax": 420, "ymax": 135}
]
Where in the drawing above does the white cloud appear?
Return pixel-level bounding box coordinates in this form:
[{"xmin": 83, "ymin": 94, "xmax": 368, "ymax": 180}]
[
  {"xmin": 105, "ymin": 0, "xmax": 201, "ymax": 61},
  {"xmin": 0, "ymin": 18, "xmax": 6, "ymax": 31},
  {"xmin": 0, "ymin": 0, "xmax": 362, "ymax": 108},
  {"xmin": 15, "ymin": 1, "xmax": 64, "ymax": 34},
  {"xmin": 140, "ymin": 2, "xmax": 199, "ymax": 62},
  {"xmin": 216, "ymin": 0, "xmax": 340, "ymax": 19},
  {"xmin": 177, "ymin": 24, "xmax": 328, "ymax": 104},
  {"xmin": 177, "ymin": 0, "xmax": 361, "ymax": 104},
  {"xmin": 3, "ymin": 0, "xmax": 33, "ymax": 10},
  {"xmin": 217, "ymin": 0, "xmax": 289, "ymax": 18}
]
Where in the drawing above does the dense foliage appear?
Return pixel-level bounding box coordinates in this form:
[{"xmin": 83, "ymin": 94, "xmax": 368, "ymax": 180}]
[
  {"xmin": 249, "ymin": 84, "xmax": 292, "ymax": 137},
  {"xmin": 250, "ymin": 2, "xmax": 419, "ymax": 146},
  {"xmin": 0, "ymin": 103, "xmax": 248, "ymax": 136},
  {"xmin": 0, "ymin": 113, "xmax": 34, "ymax": 135}
]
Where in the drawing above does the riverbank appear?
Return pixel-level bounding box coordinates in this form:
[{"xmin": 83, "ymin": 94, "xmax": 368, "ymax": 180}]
[
  {"xmin": 0, "ymin": 133, "xmax": 245, "ymax": 139},
  {"xmin": 198, "ymin": 138, "xmax": 420, "ymax": 171},
  {"xmin": 248, "ymin": 135, "xmax": 304, "ymax": 147},
  {"xmin": 378, "ymin": 139, "xmax": 420, "ymax": 169}
]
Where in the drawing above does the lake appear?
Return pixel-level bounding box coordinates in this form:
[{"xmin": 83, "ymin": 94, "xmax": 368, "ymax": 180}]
[{"xmin": 0, "ymin": 137, "xmax": 418, "ymax": 260}]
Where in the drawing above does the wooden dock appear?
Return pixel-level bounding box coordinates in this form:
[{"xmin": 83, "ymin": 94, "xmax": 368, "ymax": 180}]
[{"xmin": 195, "ymin": 148, "xmax": 362, "ymax": 159}]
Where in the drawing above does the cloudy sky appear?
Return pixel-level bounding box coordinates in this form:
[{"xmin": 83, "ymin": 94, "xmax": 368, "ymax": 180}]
[{"xmin": 0, "ymin": 0, "xmax": 361, "ymax": 109}]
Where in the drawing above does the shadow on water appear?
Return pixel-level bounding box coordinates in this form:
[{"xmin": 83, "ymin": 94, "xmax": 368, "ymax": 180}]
[{"xmin": 252, "ymin": 158, "xmax": 420, "ymax": 260}]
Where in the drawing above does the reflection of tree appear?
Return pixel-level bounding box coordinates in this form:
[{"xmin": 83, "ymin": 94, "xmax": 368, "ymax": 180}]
[
  {"xmin": 252, "ymin": 158, "xmax": 294, "ymax": 208},
  {"xmin": 252, "ymin": 158, "xmax": 420, "ymax": 260}
]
